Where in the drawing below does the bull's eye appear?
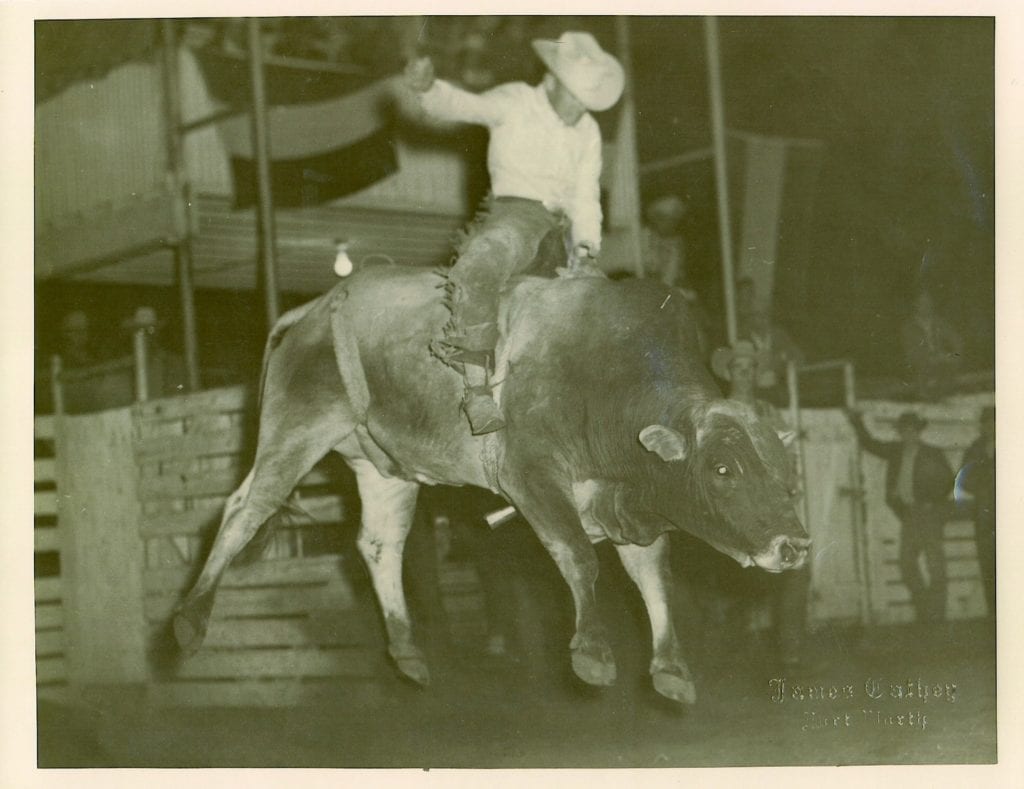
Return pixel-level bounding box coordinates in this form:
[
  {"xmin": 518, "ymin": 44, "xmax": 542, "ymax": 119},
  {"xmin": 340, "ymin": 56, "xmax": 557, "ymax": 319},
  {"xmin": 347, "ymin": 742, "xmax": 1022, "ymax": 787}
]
[{"xmin": 714, "ymin": 464, "xmax": 730, "ymax": 477}]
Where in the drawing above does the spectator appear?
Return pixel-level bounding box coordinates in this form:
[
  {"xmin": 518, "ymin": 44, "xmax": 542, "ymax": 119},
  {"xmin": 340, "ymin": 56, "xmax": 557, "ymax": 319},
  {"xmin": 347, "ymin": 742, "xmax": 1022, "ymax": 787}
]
[
  {"xmin": 53, "ymin": 310, "xmax": 106, "ymax": 414},
  {"xmin": 640, "ymin": 195, "xmax": 687, "ymax": 289},
  {"xmin": 712, "ymin": 341, "xmax": 808, "ymax": 667},
  {"xmin": 846, "ymin": 409, "xmax": 954, "ymax": 623},
  {"xmin": 959, "ymin": 405, "xmax": 995, "ymax": 618},
  {"xmin": 58, "ymin": 310, "xmax": 96, "ymax": 368},
  {"xmin": 122, "ymin": 307, "xmax": 188, "ymax": 400},
  {"xmin": 900, "ymin": 289, "xmax": 964, "ymax": 400},
  {"xmin": 711, "ymin": 340, "xmax": 780, "ymax": 421},
  {"xmin": 734, "ymin": 276, "xmax": 805, "ymax": 389}
]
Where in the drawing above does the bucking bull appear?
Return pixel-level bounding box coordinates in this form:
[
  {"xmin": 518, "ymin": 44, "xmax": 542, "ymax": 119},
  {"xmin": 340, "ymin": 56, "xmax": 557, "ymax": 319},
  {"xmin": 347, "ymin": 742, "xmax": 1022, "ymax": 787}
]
[{"xmin": 173, "ymin": 264, "xmax": 809, "ymax": 704}]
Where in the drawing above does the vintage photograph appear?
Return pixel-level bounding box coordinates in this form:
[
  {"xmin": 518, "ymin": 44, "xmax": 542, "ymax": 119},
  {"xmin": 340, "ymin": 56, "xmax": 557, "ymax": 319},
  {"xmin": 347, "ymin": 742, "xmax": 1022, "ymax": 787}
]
[{"xmin": 25, "ymin": 11, "xmax": 998, "ymax": 769}]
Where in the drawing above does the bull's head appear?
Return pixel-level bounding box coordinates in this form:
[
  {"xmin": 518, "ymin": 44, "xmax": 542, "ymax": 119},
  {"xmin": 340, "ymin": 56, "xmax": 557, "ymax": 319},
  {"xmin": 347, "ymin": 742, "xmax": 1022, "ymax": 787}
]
[{"xmin": 635, "ymin": 401, "xmax": 810, "ymax": 572}]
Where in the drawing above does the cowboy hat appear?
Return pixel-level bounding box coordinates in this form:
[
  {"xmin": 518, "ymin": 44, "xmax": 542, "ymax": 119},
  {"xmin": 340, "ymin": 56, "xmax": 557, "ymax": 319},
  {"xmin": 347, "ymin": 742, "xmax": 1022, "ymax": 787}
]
[
  {"xmin": 895, "ymin": 411, "xmax": 927, "ymax": 432},
  {"xmin": 711, "ymin": 340, "xmax": 774, "ymax": 388},
  {"xmin": 532, "ymin": 31, "xmax": 624, "ymax": 112},
  {"xmin": 122, "ymin": 306, "xmax": 162, "ymax": 333}
]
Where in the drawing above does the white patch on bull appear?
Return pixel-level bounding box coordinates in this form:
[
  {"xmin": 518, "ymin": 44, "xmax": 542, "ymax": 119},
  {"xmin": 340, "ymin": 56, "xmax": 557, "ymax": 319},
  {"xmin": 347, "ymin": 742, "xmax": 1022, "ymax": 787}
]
[
  {"xmin": 638, "ymin": 424, "xmax": 688, "ymax": 462},
  {"xmin": 693, "ymin": 399, "xmax": 788, "ymax": 477},
  {"xmin": 694, "ymin": 399, "xmax": 756, "ymax": 446},
  {"xmin": 572, "ymin": 479, "xmax": 611, "ymax": 544},
  {"xmin": 490, "ymin": 305, "xmax": 515, "ymax": 412},
  {"xmin": 751, "ymin": 534, "xmax": 811, "ymax": 573}
]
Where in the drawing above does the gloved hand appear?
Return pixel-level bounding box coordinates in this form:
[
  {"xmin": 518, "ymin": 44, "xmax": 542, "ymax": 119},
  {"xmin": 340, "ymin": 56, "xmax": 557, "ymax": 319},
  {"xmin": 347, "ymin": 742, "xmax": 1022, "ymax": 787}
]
[{"xmin": 572, "ymin": 241, "xmax": 598, "ymax": 261}]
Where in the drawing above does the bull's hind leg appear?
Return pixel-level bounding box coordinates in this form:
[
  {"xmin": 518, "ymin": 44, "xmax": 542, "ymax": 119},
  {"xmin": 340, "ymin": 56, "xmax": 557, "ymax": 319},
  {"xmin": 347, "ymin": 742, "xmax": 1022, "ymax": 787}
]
[
  {"xmin": 346, "ymin": 458, "xmax": 428, "ymax": 686},
  {"xmin": 173, "ymin": 414, "xmax": 351, "ymax": 654},
  {"xmin": 173, "ymin": 361, "xmax": 353, "ymax": 660},
  {"xmin": 615, "ymin": 537, "xmax": 696, "ymax": 704}
]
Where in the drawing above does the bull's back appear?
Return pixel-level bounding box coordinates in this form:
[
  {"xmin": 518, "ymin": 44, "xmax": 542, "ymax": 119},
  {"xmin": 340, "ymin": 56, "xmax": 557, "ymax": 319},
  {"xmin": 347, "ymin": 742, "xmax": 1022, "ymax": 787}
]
[
  {"xmin": 497, "ymin": 276, "xmax": 717, "ymax": 476},
  {"xmin": 331, "ymin": 266, "xmax": 489, "ymax": 484}
]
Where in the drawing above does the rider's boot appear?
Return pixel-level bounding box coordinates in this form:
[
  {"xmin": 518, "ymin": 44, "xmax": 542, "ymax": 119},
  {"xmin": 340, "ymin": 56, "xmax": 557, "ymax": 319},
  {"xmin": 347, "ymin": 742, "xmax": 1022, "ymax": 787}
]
[
  {"xmin": 433, "ymin": 321, "xmax": 505, "ymax": 435},
  {"xmin": 462, "ymin": 362, "xmax": 505, "ymax": 435}
]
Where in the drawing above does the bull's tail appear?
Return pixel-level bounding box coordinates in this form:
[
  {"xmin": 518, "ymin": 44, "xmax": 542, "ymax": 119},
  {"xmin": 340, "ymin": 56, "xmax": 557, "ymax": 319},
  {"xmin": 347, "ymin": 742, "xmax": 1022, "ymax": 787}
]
[{"xmin": 255, "ymin": 297, "xmax": 323, "ymax": 409}]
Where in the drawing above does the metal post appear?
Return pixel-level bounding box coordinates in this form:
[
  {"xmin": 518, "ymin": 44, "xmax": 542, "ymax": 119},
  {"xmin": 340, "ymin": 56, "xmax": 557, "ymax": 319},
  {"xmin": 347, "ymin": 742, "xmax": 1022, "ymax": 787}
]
[
  {"xmin": 704, "ymin": 16, "xmax": 738, "ymax": 345},
  {"xmin": 50, "ymin": 355, "xmax": 65, "ymax": 415},
  {"xmin": 248, "ymin": 17, "xmax": 281, "ymax": 327},
  {"xmin": 615, "ymin": 16, "xmax": 645, "ymax": 278},
  {"xmin": 843, "ymin": 360, "xmax": 856, "ymax": 410},
  {"xmin": 161, "ymin": 19, "xmax": 201, "ymax": 391},
  {"xmin": 175, "ymin": 208, "xmax": 201, "ymax": 391},
  {"xmin": 842, "ymin": 360, "xmax": 872, "ymax": 624},
  {"xmin": 787, "ymin": 360, "xmax": 811, "ymax": 533},
  {"xmin": 132, "ymin": 323, "xmax": 152, "ymax": 403}
]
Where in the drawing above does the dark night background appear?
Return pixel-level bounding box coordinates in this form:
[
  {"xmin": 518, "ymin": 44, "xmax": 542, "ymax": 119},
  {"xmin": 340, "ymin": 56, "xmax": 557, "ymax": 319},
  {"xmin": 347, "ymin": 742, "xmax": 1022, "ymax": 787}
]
[
  {"xmin": 35, "ymin": 16, "xmax": 995, "ymax": 384},
  {"xmin": 630, "ymin": 16, "xmax": 993, "ymax": 376}
]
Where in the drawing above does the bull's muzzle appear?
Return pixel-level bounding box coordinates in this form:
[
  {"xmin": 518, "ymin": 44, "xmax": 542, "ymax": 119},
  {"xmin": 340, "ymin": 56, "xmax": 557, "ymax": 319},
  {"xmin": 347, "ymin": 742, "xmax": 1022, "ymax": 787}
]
[{"xmin": 752, "ymin": 534, "xmax": 811, "ymax": 573}]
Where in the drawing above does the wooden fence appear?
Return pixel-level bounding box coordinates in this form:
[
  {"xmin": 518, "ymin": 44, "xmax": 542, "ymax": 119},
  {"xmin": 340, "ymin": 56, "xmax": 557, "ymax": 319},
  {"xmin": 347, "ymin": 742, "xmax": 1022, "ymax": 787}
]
[
  {"xmin": 33, "ymin": 388, "xmax": 381, "ymax": 706},
  {"xmin": 34, "ymin": 415, "xmax": 67, "ymax": 694},
  {"xmin": 133, "ymin": 387, "xmax": 382, "ymax": 706},
  {"xmin": 34, "ymin": 385, "xmax": 492, "ymax": 707},
  {"xmin": 36, "ymin": 386, "xmax": 992, "ymax": 705}
]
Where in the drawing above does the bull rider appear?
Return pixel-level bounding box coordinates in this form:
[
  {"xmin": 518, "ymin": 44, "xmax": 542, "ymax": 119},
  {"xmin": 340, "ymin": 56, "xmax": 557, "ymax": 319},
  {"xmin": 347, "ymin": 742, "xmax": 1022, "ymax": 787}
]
[{"xmin": 405, "ymin": 31, "xmax": 624, "ymax": 434}]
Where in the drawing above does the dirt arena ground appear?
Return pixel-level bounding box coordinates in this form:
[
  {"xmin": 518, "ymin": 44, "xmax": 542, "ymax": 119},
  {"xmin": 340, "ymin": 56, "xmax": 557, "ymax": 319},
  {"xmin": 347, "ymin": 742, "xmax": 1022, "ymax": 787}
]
[{"xmin": 37, "ymin": 614, "xmax": 995, "ymax": 768}]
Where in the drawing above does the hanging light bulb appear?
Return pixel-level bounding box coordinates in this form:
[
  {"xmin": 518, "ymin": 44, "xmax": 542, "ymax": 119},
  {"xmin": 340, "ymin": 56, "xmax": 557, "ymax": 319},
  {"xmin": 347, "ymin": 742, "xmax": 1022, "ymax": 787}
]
[{"xmin": 333, "ymin": 240, "xmax": 354, "ymax": 277}]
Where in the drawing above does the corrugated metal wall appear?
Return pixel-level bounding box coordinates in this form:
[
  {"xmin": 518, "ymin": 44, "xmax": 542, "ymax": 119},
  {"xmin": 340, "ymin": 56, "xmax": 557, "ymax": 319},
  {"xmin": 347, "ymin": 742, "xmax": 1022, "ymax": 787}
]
[
  {"xmin": 38, "ymin": 45, "xmax": 639, "ymax": 283},
  {"xmin": 35, "ymin": 57, "xmax": 168, "ymax": 229},
  {"xmin": 178, "ymin": 48, "xmax": 472, "ymax": 216}
]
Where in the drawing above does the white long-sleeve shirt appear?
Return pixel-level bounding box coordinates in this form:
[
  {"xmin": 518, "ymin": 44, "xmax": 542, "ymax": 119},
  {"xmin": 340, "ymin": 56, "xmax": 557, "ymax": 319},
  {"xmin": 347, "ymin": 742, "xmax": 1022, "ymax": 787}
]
[{"xmin": 419, "ymin": 80, "xmax": 604, "ymax": 250}]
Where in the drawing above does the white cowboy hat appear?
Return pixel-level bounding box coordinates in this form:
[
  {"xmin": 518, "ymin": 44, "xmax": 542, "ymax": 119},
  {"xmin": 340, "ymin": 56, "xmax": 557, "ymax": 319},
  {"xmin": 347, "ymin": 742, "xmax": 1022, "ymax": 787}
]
[{"xmin": 532, "ymin": 31, "xmax": 624, "ymax": 112}]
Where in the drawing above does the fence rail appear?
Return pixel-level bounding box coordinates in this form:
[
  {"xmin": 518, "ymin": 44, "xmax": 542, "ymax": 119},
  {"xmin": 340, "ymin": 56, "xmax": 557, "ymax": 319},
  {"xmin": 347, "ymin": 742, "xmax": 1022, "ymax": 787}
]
[{"xmin": 34, "ymin": 415, "xmax": 67, "ymax": 692}]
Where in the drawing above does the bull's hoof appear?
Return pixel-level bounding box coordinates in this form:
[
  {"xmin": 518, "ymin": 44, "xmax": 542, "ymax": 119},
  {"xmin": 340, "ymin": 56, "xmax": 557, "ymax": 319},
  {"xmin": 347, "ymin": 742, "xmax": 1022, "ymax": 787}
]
[
  {"xmin": 653, "ymin": 670, "xmax": 697, "ymax": 705},
  {"xmin": 570, "ymin": 642, "xmax": 617, "ymax": 687},
  {"xmin": 389, "ymin": 645, "xmax": 431, "ymax": 687},
  {"xmin": 172, "ymin": 610, "xmax": 208, "ymax": 657}
]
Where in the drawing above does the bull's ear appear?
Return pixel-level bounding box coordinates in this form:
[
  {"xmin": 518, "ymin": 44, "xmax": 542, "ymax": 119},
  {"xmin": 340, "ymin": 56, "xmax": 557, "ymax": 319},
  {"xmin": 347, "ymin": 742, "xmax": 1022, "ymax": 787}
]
[
  {"xmin": 639, "ymin": 424, "xmax": 688, "ymax": 462},
  {"xmin": 777, "ymin": 429, "xmax": 796, "ymax": 448}
]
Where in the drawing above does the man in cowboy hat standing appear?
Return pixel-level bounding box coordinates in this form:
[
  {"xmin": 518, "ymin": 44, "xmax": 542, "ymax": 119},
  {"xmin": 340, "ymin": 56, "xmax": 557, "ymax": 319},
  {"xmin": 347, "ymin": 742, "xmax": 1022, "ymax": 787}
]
[
  {"xmin": 846, "ymin": 409, "xmax": 954, "ymax": 622},
  {"xmin": 405, "ymin": 31, "xmax": 624, "ymax": 434},
  {"xmin": 708, "ymin": 340, "xmax": 810, "ymax": 667}
]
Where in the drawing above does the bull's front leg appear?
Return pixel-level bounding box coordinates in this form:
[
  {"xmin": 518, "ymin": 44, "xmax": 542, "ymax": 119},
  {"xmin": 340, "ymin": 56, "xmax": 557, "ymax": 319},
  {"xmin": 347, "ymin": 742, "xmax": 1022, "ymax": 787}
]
[
  {"xmin": 615, "ymin": 535, "xmax": 697, "ymax": 704},
  {"xmin": 512, "ymin": 489, "xmax": 617, "ymax": 688}
]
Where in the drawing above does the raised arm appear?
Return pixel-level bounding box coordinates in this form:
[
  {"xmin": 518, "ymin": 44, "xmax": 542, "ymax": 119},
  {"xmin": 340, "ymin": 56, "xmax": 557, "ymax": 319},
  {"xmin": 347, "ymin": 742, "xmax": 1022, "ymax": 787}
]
[
  {"xmin": 844, "ymin": 409, "xmax": 894, "ymax": 460},
  {"xmin": 405, "ymin": 57, "xmax": 508, "ymax": 128}
]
